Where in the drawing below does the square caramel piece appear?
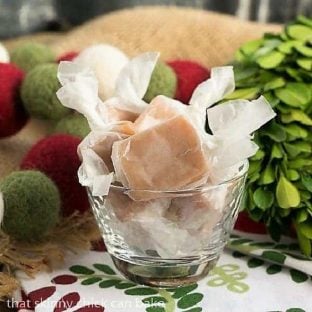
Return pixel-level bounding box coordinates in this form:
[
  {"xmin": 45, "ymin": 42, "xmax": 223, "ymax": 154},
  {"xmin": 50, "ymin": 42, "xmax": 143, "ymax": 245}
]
[
  {"xmin": 92, "ymin": 122, "xmax": 135, "ymax": 171},
  {"xmin": 134, "ymin": 95, "xmax": 179, "ymax": 132},
  {"xmin": 112, "ymin": 115, "xmax": 209, "ymax": 190}
]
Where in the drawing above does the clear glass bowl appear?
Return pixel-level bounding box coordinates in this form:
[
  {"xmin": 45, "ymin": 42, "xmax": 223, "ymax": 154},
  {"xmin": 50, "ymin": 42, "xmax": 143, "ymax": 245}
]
[{"xmin": 88, "ymin": 162, "xmax": 248, "ymax": 287}]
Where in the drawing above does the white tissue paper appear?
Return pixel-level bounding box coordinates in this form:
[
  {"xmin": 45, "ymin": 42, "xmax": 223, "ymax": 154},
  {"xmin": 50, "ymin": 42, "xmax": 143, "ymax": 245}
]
[{"xmin": 56, "ymin": 51, "xmax": 276, "ymax": 258}]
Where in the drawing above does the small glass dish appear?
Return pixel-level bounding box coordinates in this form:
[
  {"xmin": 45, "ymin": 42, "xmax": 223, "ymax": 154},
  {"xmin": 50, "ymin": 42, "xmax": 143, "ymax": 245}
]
[{"xmin": 88, "ymin": 162, "xmax": 248, "ymax": 287}]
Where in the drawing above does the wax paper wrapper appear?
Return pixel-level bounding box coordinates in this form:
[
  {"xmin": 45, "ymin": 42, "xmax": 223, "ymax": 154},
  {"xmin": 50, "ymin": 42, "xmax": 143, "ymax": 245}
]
[
  {"xmin": 56, "ymin": 52, "xmax": 159, "ymax": 195},
  {"xmin": 57, "ymin": 51, "xmax": 276, "ymax": 258}
]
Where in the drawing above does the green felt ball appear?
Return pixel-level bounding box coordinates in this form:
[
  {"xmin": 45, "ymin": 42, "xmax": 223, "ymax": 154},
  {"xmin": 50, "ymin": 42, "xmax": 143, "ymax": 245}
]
[
  {"xmin": 0, "ymin": 170, "xmax": 60, "ymax": 241},
  {"xmin": 53, "ymin": 114, "xmax": 91, "ymax": 138},
  {"xmin": 11, "ymin": 42, "xmax": 55, "ymax": 72},
  {"xmin": 143, "ymin": 61, "xmax": 177, "ymax": 103},
  {"xmin": 21, "ymin": 64, "xmax": 71, "ymax": 120}
]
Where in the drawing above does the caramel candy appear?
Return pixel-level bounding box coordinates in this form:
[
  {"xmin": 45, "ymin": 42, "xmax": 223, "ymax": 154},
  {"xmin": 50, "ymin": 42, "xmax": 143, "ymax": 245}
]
[
  {"xmin": 166, "ymin": 190, "xmax": 225, "ymax": 236},
  {"xmin": 134, "ymin": 95, "xmax": 179, "ymax": 132},
  {"xmin": 107, "ymin": 107, "xmax": 139, "ymax": 123},
  {"xmin": 106, "ymin": 188, "xmax": 170, "ymax": 222},
  {"xmin": 92, "ymin": 122, "xmax": 135, "ymax": 171},
  {"xmin": 112, "ymin": 114, "xmax": 209, "ymax": 191}
]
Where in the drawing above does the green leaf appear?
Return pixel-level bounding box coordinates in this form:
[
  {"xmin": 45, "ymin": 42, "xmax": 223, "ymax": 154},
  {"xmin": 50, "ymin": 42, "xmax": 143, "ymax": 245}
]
[
  {"xmin": 284, "ymin": 124, "xmax": 308, "ymax": 139},
  {"xmin": 253, "ymin": 39, "xmax": 282, "ymax": 59},
  {"xmin": 256, "ymin": 51, "xmax": 285, "ymax": 69},
  {"xmin": 262, "ymin": 121, "xmax": 286, "ymax": 142},
  {"xmin": 172, "ymin": 284, "xmax": 198, "ymax": 299},
  {"xmin": 266, "ymin": 264, "xmax": 282, "ymax": 274},
  {"xmin": 146, "ymin": 307, "xmax": 165, "ymax": 312},
  {"xmin": 250, "ymin": 149, "xmax": 265, "ymax": 161},
  {"xmin": 268, "ymin": 219, "xmax": 282, "ymax": 241},
  {"xmin": 286, "ymin": 169, "xmax": 300, "ymax": 181},
  {"xmin": 240, "ymin": 38, "xmax": 264, "ymax": 56},
  {"xmin": 286, "ymin": 309, "xmax": 306, "ymax": 312},
  {"xmin": 224, "ymin": 87, "xmax": 260, "ymax": 100},
  {"xmin": 263, "ymin": 92, "xmax": 280, "ymax": 107},
  {"xmin": 125, "ymin": 287, "xmax": 159, "ymax": 296},
  {"xmin": 177, "ymin": 293, "xmax": 203, "ymax": 309},
  {"xmin": 93, "ymin": 264, "xmax": 116, "ymax": 275},
  {"xmin": 301, "ymin": 174, "xmax": 312, "ymax": 192},
  {"xmin": 271, "ymin": 144, "xmax": 284, "ymax": 159},
  {"xmin": 247, "ymin": 258, "xmax": 264, "ymax": 268},
  {"xmin": 262, "ymin": 251, "xmax": 286, "ymax": 264},
  {"xmin": 264, "ymin": 77, "xmax": 286, "ymax": 91},
  {"xmin": 297, "ymin": 228, "xmax": 311, "ymax": 256},
  {"xmin": 297, "ymin": 58, "xmax": 312, "ymax": 70},
  {"xmin": 253, "ymin": 188, "xmax": 274, "ymax": 210},
  {"xmin": 81, "ymin": 277, "xmax": 102, "ymax": 285},
  {"xmin": 184, "ymin": 308, "xmax": 202, "ymax": 312},
  {"xmin": 297, "ymin": 15, "xmax": 312, "ymax": 27},
  {"xmin": 259, "ymin": 163, "xmax": 275, "ymax": 185},
  {"xmin": 99, "ymin": 279, "xmax": 120, "ymax": 288},
  {"xmin": 142, "ymin": 296, "xmax": 167, "ymax": 304},
  {"xmin": 296, "ymin": 210, "xmax": 308, "ymax": 223},
  {"xmin": 70, "ymin": 265, "xmax": 95, "ymax": 275},
  {"xmin": 278, "ymin": 207, "xmax": 291, "ymax": 217},
  {"xmin": 248, "ymin": 160, "xmax": 262, "ymax": 176},
  {"xmin": 295, "ymin": 45, "xmax": 312, "ymax": 57},
  {"xmin": 284, "ymin": 143, "xmax": 302, "ymax": 158},
  {"xmin": 234, "ymin": 65, "xmax": 258, "ymax": 81},
  {"xmin": 277, "ymin": 40, "xmax": 303, "ymax": 54},
  {"xmin": 288, "ymin": 158, "xmax": 312, "ymax": 169},
  {"xmin": 281, "ymin": 109, "xmax": 312, "ymax": 126},
  {"xmin": 276, "ymin": 176, "xmax": 300, "ymax": 208},
  {"xmin": 286, "ymin": 68, "xmax": 303, "ymax": 82},
  {"xmin": 115, "ymin": 282, "xmax": 137, "ymax": 289},
  {"xmin": 297, "ymin": 220, "xmax": 312, "ymax": 239},
  {"xmin": 289, "ymin": 269, "xmax": 309, "ymax": 283},
  {"xmin": 286, "ymin": 24, "xmax": 312, "ymax": 41},
  {"xmin": 275, "ymin": 83, "xmax": 311, "ymax": 107},
  {"xmin": 249, "ymin": 208, "xmax": 265, "ymax": 222}
]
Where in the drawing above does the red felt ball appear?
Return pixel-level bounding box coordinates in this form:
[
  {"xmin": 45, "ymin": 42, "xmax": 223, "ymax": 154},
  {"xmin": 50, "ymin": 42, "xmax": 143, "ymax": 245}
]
[
  {"xmin": 21, "ymin": 134, "xmax": 90, "ymax": 216},
  {"xmin": 234, "ymin": 211, "xmax": 267, "ymax": 234},
  {"xmin": 167, "ymin": 60, "xmax": 210, "ymax": 104},
  {"xmin": 0, "ymin": 62, "xmax": 28, "ymax": 138},
  {"xmin": 57, "ymin": 51, "xmax": 79, "ymax": 63}
]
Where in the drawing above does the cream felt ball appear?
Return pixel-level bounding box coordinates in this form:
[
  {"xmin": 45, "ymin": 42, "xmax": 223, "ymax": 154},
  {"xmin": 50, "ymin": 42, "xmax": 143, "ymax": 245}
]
[
  {"xmin": 74, "ymin": 44, "xmax": 129, "ymax": 100},
  {"xmin": 21, "ymin": 63, "xmax": 71, "ymax": 120},
  {"xmin": 53, "ymin": 114, "xmax": 90, "ymax": 138},
  {"xmin": 143, "ymin": 61, "xmax": 177, "ymax": 103},
  {"xmin": 11, "ymin": 42, "xmax": 55, "ymax": 72},
  {"xmin": 0, "ymin": 170, "xmax": 60, "ymax": 241},
  {"xmin": 0, "ymin": 42, "xmax": 9, "ymax": 63}
]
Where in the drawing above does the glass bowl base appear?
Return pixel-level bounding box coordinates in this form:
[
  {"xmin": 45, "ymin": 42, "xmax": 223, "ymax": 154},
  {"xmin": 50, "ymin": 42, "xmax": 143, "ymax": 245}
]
[{"xmin": 111, "ymin": 255, "xmax": 219, "ymax": 288}]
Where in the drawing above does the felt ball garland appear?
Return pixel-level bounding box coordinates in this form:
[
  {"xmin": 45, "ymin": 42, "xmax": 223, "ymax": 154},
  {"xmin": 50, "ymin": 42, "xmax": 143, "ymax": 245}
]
[
  {"xmin": 53, "ymin": 114, "xmax": 90, "ymax": 138},
  {"xmin": 143, "ymin": 61, "xmax": 177, "ymax": 103},
  {"xmin": 0, "ymin": 170, "xmax": 60, "ymax": 241},
  {"xmin": 11, "ymin": 42, "xmax": 55, "ymax": 72},
  {"xmin": 0, "ymin": 63, "xmax": 28, "ymax": 138},
  {"xmin": 21, "ymin": 134, "xmax": 90, "ymax": 217},
  {"xmin": 21, "ymin": 63, "xmax": 71, "ymax": 120}
]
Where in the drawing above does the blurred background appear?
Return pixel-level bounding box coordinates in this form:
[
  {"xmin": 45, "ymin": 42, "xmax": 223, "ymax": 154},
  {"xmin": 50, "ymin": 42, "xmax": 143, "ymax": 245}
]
[{"xmin": 0, "ymin": 0, "xmax": 311, "ymax": 39}]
